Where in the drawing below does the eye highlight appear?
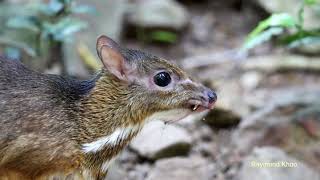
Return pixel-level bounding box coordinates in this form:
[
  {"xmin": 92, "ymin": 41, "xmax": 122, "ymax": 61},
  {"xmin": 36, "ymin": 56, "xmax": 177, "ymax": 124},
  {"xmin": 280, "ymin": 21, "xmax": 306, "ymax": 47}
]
[{"xmin": 154, "ymin": 72, "xmax": 171, "ymax": 87}]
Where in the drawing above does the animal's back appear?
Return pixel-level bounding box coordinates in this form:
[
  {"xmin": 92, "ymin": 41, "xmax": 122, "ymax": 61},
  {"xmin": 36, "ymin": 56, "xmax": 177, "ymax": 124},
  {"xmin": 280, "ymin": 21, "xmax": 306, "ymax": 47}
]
[
  {"xmin": 0, "ymin": 57, "xmax": 95, "ymax": 178},
  {"xmin": 0, "ymin": 57, "xmax": 70, "ymax": 130},
  {"xmin": 0, "ymin": 57, "xmax": 96, "ymax": 125}
]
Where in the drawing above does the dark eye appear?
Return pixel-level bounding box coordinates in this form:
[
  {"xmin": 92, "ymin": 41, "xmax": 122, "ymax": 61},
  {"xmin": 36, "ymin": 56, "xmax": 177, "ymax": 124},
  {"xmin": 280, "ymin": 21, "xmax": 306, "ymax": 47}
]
[{"xmin": 154, "ymin": 72, "xmax": 171, "ymax": 87}]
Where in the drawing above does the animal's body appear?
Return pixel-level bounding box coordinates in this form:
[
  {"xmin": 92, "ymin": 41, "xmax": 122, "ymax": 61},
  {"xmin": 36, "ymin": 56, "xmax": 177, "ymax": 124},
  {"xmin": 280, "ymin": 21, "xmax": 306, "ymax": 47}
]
[{"xmin": 0, "ymin": 36, "xmax": 217, "ymax": 179}]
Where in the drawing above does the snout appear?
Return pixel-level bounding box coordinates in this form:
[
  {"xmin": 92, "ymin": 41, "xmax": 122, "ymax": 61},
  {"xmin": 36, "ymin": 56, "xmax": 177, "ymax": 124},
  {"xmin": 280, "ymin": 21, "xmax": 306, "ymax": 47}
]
[
  {"xmin": 187, "ymin": 88, "xmax": 217, "ymax": 112},
  {"xmin": 205, "ymin": 89, "xmax": 217, "ymax": 108},
  {"xmin": 201, "ymin": 88, "xmax": 217, "ymax": 109}
]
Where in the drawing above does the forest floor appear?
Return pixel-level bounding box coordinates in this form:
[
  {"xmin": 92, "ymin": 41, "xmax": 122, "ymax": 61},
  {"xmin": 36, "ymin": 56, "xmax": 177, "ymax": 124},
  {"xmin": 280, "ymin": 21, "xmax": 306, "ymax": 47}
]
[{"xmin": 108, "ymin": 1, "xmax": 320, "ymax": 180}]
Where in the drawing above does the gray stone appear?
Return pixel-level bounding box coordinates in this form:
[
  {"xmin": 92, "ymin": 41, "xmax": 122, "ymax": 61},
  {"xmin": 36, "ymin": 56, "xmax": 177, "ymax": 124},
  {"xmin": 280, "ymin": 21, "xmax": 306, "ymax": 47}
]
[
  {"xmin": 146, "ymin": 156, "xmax": 214, "ymax": 180},
  {"xmin": 212, "ymin": 78, "xmax": 251, "ymax": 117},
  {"xmin": 232, "ymin": 88, "xmax": 320, "ymax": 152},
  {"xmin": 190, "ymin": 13, "xmax": 215, "ymax": 43},
  {"xmin": 236, "ymin": 147, "xmax": 320, "ymax": 180},
  {"xmin": 240, "ymin": 71, "xmax": 262, "ymax": 91},
  {"xmin": 128, "ymin": 163, "xmax": 151, "ymax": 180},
  {"xmin": 127, "ymin": 0, "xmax": 189, "ymax": 30},
  {"xmin": 203, "ymin": 108, "xmax": 241, "ymax": 129},
  {"xmin": 130, "ymin": 120, "xmax": 192, "ymax": 159},
  {"xmin": 105, "ymin": 161, "xmax": 128, "ymax": 180}
]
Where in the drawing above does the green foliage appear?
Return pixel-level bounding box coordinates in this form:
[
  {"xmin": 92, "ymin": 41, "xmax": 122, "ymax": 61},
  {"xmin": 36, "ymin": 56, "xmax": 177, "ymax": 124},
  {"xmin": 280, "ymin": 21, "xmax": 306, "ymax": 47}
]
[
  {"xmin": 244, "ymin": 27, "xmax": 284, "ymax": 50},
  {"xmin": 0, "ymin": 36, "xmax": 37, "ymax": 57},
  {"xmin": 243, "ymin": 0, "xmax": 320, "ymax": 51},
  {"xmin": 304, "ymin": 0, "xmax": 317, "ymax": 5},
  {"xmin": 136, "ymin": 28, "xmax": 178, "ymax": 44},
  {"xmin": 7, "ymin": 17, "xmax": 40, "ymax": 32},
  {"xmin": 149, "ymin": 30, "xmax": 177, "ymax": 43},
  {"xmin": 0, "ymin": 0, "xmax": 95, "ymax": 57},
  {"xmin": 41, "ymin": 18, "xmax": 87, "ymax": 42}
]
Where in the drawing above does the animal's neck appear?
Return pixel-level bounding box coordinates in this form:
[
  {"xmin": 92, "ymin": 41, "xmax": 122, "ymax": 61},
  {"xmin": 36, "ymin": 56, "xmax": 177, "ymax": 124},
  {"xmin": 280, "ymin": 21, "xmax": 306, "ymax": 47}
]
[
  {"xmin": 71, "ymin": 71, "xmax": 153, "ymax": 173},
  {"xmin": 76, "ymin": 71, "xmax": 146, "ymax": 139},
  {"xmin": 81, "ymin": 124, "xmax": 142, "ymax": 176}
]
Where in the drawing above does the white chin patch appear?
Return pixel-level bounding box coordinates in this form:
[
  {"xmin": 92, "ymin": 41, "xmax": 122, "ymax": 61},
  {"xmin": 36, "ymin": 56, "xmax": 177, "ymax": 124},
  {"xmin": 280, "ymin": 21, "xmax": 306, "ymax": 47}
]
[
  {"xmin": 145, "ymin": 108, "xmax": 209, "ymax": 123},
  {"xmin": 190, "ymin": 110, "xmax": 210, "ymax": 120}
]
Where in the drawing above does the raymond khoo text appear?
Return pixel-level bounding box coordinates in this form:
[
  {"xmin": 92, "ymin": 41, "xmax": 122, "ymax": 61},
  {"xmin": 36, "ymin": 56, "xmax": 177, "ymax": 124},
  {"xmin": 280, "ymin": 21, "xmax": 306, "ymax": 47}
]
[{"xmin": 250, "ymin": 161, "xmax": 298, "ymax": 168}]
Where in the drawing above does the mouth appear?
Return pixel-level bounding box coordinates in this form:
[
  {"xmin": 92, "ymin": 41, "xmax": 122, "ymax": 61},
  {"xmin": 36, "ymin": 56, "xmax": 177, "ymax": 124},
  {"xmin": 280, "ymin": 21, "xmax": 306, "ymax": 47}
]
[
  {"xmin": 165, "ymin": 101, "xmax": 213, "ymax": 124},
  {"xmin": 187, "ymin": 99, "xmax": 215, "ymax": 112},
  {"xmin": 158, "ymin": 100, "xmax": 215, "ymax": 124}
]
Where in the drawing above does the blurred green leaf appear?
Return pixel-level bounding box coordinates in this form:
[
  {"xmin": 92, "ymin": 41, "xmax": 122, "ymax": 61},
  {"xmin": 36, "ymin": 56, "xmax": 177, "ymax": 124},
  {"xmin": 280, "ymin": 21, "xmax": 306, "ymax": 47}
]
[
  {"xmin": 47, "ymin": 0, "xmax": 64, "ymax": 14},
  {"xmin": 26, "ymin": 0, "xmax": 65, "ymax": 16},
  {"xmin": 243, "ymin": 27, "xmax": 284, "ymax": 50},
  {"xmin": 0, "ymin": 37, "xmax": 37, "ymax": 57},
  {"xmin": 4, "ymin": 47, "xmax": 21, "ymax": 60},
  {"xmin": 0, "ymin": 4, "xmax": 33, "ymax": 16},
  {"xmin": 57, "ymin": 21, "xmax": 87, "ymax": 41},
  {"xmin": 244, "ymin": 0, "xmax": 320, "ymax": 51},
  {"xmin": 149, "ymin": 31, "xmax": 177, "ymax": 43},
  {"xmin": 0, "ymin": 0, "xmax": 93, "ymax": 60},
  {"xmin": 288, "ymin": 36, "xmax": 320, "ymax": 48},
  {"xmin": 280, "ymin": 30, "xmax": 312, "ymax": 44},
  {"xmin": 71, "ymin": 4, "xmax": 96, "ymax": 14},
  {"xmin": 304, "ymin": 0, "xmax": 318, "ymax": 5},
  {"xmin": 62, "ymin": 0, "xmax": 73, "ymax": 4},
  {"xmin": 42, "ymin": 18, "xmax": 87, "ymax": 41},
  {"xmin": 6, "ymin": 17, "xmax": 40, "ymax": 32},
  {"xmin": 25, "ymin": 2, "xmax": 53, "ymax": 16},
  {"xmin": 246, "ymin": 13, "xmax": 296, "ymax": 43},
  {"xmin": 244, "ymin": 13, "xmax": 296, "ymax": 50}
]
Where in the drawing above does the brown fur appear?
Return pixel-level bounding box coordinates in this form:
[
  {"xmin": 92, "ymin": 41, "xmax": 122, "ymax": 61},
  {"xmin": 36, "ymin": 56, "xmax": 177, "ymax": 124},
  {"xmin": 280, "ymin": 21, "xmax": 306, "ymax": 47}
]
[{"xmin": 0, "ymin": 36, "xmax": 215, "ymax": 179}]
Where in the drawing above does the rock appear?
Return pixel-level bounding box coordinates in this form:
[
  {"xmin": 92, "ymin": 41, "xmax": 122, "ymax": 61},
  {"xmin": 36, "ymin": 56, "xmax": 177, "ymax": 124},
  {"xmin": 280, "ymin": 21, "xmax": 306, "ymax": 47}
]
[
  {"xmin": 128, "ymin": 163, "xmax": 151, "ymax": 180},
  {"xmin": 130, "ymin": 120, "xmax": 192, "ymax": 159},
  {"xmin": 232, "ymin": 88, "xmax": 320, "ymax": 152},
  {"xmin": 189, "ymin": 13, "xmax": 215, "ymax": 44},
  {"xmin": 236, "ymin": 147, "xmax": 320, "ymax": 180},
  {"xmin": 127, "ymin": 0, "xmax": 189, "ymax": 30},
  {"xmin": 212, "ymin": 78, "xmax": 251, "ymax": 117},
  {"xmin": 190, "ymin": 124, "xmax": 214, "ymax": 142},
  {"xmin": 203, "ymin": 108, "xmax": 241, "ymax": 129},
  {"xmin": 195, "ymin": 142, "xmax": 218, "ymax": 158},
  {"xmin": 240, "ymin": 71, "xmax": 262, "ymax": 91},
  {"xmin": 145, "ymin": 156, "xmax": 214, "ymax": 180},
  {"xmin": 106, "ymin": 161, "xmax": 128, "ymax": 180},
  {"xmin": 117, "ymin": 149, "xmax": 139, "ymax": 165}
]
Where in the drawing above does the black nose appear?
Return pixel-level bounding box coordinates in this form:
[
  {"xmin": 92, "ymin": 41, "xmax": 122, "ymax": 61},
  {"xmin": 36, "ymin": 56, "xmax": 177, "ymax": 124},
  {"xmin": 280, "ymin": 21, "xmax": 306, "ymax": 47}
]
[{"xmin": 208, "ymin": 90, "xmax": 217, "ymax": 104}]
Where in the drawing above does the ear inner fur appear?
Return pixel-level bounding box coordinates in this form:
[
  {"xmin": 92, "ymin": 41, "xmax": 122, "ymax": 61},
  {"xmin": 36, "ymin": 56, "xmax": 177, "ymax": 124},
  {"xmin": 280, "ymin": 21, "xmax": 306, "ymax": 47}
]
[
  {"xmin": 101, "ymin": 46, "xmax": 125, "ymax": 75},
  {"xmin": 96, "ymin": 35, "xmax": 121, "ymax": 59}
]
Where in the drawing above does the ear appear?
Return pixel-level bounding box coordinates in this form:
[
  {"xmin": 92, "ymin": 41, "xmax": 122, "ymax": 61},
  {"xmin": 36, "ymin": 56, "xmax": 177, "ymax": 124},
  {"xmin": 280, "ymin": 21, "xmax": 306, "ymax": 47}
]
[{"xmin": 96, "ymin": 35, "xmax": 128, "ymax": 81}]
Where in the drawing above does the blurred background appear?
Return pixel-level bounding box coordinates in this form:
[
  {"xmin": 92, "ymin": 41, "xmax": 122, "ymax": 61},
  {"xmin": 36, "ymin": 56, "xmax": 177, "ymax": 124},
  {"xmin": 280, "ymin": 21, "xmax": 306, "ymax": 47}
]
[{"xmin": 0, "ymin": 0, "xmax": 320, "ymax": 180}]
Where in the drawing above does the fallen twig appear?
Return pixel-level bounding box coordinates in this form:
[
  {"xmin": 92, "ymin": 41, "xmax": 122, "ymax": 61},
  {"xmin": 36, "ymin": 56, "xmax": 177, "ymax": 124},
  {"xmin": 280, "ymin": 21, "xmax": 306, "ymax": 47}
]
[
  {"xmin": 180, "ymin": 49, "xmax": 246, "ymax": 69},
  {"xmin": 242, "ymin": 54, "xmax": 320, "ymax": 72},
  {"xmin": 77, "ymin": 42, "xmax": 101, "ymax": 71}
]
